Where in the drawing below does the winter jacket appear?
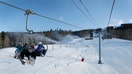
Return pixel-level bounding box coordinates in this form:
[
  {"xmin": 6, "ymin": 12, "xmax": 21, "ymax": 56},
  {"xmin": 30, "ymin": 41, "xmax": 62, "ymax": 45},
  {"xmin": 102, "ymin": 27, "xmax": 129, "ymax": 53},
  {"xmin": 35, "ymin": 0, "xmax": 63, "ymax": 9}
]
[
  {"xmin": 36, "ymin": 44, "xmax": 45, "ymax": 55},
  {"xmin": 36, "ymin": 45, "xmax": 45, "ymax": 50},
  {"xmin": 28, "ymin": 45, "xmax": 35, "ymax": 53},
  {"xmin": 16, "ymin": 44, "xmax": 23, "ymax": 52}
]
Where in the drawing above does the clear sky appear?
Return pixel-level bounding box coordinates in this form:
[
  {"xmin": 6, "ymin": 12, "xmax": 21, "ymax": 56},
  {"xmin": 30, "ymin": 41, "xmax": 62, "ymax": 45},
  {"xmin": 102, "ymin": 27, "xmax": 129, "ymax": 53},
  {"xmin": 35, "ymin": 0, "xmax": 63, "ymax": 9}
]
[{"xmin": 0, "ymin": 0, "xmax": 132, "ymax": 32}]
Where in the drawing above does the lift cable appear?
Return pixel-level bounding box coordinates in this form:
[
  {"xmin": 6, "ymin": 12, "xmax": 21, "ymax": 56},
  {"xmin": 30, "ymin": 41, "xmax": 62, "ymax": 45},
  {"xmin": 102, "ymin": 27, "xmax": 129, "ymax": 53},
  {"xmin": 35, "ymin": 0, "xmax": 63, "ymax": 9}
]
[
  {"xmin": 0, "ymin": 1, "xmax": 26, "ymax": 11},
  {"xmin": 107, "ymin": 0, "xmax": 115, "ymax": 26},
  {"xmin": 34, "ymin": 13, "xmax": 83, "ymax": 29},
  {"xmin": 79, "ymin": 0, "xmax": 98, "ymax": 27},
  {"xmin": 70, "ymin": 0, "xmax": 96, "ymax": 28}
]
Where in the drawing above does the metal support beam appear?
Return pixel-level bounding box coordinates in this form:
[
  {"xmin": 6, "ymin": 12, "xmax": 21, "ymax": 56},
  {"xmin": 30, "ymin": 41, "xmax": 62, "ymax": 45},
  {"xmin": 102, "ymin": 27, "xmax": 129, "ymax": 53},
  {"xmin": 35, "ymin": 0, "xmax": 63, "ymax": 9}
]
[
  {"xmin": 98, "ymin": 32, "xmax": 102, "ymax": 64},
  {"xmin": 25, "ymin": 9, "xmax": 34, "ymax": 34}
]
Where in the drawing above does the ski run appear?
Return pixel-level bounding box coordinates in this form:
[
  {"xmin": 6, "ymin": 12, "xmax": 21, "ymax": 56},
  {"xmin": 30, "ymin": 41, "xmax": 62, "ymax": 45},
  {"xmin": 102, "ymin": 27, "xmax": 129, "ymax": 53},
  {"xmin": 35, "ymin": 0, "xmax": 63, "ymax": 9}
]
[{"xmin": 0, "ymin": 35, "xmax": 132, "ymax": 74}]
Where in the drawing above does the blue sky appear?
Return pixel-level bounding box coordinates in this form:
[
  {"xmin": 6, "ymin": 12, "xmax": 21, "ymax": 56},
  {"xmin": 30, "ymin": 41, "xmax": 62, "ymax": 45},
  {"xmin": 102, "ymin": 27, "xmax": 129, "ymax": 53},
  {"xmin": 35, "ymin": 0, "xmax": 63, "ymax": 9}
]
[{"xmin": 0, "ymin": 0, "xmax": 132, "ymax": 32}]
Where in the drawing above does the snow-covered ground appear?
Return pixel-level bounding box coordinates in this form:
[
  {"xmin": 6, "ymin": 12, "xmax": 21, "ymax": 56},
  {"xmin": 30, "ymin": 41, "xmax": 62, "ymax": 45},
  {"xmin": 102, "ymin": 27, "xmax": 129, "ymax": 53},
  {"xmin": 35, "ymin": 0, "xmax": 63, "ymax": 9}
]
[{"xmin": 0, "ymin": 35, "xmax": 132, "ymax": 74}]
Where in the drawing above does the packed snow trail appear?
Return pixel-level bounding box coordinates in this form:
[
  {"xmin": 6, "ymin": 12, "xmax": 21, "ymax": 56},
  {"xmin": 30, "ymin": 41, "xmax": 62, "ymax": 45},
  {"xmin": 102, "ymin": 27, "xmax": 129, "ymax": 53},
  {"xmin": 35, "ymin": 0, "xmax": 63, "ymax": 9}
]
[{"xmin": 0, "ymin": 37, "xmax": 132, "ymax": 74}]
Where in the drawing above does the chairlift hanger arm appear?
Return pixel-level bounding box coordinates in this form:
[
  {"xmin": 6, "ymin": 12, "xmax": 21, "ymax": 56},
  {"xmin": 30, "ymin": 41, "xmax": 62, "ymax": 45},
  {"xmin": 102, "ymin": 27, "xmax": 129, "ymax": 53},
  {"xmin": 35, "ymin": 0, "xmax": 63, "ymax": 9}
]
[{"xmin": 25, "ymin": 9, "xmax": 34, "ymax": 33}]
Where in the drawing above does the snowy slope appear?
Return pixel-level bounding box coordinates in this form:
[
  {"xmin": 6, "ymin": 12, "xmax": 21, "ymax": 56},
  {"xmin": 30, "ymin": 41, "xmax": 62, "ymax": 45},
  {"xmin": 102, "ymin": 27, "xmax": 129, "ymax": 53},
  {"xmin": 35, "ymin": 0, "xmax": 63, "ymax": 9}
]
[{"xmin": 0, "ymin": 36, "xmax": 132, "ymax": 74}]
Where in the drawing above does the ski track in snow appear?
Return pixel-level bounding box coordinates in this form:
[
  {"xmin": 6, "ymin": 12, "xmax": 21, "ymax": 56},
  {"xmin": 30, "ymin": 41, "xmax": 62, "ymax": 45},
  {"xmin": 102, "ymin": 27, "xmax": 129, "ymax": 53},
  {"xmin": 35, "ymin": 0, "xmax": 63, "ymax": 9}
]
[{"xmin": 0, "ymin": 37, "xmax": 132, "ymax": 74}]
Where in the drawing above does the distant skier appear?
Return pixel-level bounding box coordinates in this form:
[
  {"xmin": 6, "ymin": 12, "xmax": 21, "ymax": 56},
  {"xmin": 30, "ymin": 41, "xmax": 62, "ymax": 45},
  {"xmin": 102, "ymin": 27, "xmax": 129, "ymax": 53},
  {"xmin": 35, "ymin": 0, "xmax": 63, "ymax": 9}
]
[
  {"xmin": 36, "ymin": 42, "xmax": 46, "ymax": 57},
  {"xmin": 14, "ymin": 42, "xmax": 23, "ymax": 59}
]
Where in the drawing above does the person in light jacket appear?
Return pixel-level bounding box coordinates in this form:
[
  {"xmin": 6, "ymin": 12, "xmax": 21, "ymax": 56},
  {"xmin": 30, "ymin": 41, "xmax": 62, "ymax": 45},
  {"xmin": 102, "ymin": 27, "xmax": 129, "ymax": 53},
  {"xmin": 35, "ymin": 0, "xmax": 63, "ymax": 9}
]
[{"xmin": 14, "ymin": 42, "xmax": 23, "ymax": 58}]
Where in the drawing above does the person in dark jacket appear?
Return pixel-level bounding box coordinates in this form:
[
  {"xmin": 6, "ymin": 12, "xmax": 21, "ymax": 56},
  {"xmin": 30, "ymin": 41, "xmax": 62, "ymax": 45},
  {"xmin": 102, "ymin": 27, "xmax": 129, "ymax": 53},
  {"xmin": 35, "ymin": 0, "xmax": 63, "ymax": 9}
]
[
  {"xmin": 28, "ymin": 43, "xmax": 36, "ymax": 60},
  {"xmin": 20, "ymin": 43, "xmax": 36, "ymax": 61},
  {"xmin": 20, "ymin": 43, "xmax": 29, "ymax": 59}
]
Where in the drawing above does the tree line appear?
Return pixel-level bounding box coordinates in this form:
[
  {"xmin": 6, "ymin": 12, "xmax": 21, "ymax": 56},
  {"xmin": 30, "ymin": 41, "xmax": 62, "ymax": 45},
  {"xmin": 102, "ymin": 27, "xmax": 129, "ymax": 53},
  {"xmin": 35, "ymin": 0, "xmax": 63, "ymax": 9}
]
[
  {"xmin": 1, "ymin": 24, "xmax": 131, "ymax": 49},
  {"xmin": 108, "ymin": 23, "xmax": 132, "ymax": 40},
  {"xmin": 0, "ymin": 29, "xmax": 72, "ymax": 49}
]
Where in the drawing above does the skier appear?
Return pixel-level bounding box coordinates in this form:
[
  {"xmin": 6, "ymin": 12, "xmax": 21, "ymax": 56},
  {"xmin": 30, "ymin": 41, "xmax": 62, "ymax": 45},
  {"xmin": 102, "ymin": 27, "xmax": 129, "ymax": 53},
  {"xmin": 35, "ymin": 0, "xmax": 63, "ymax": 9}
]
[
  {"xmin": 14, "ymin": 42, "xmax": 23, "ymax": 59},
  {"xmin": 20, "ymin": 43, "xmax": 30, "ymax": 60},
  {"xmin": 36, "ymin": 42, "xmax": 46, "ymax": 57},
  {"xmin": 28, "ymin": 43, "xmax": 37, "ymax": 60},
  {"xmin": 20, "ymin": 43, "xmax": 36, "ymax": 65}
]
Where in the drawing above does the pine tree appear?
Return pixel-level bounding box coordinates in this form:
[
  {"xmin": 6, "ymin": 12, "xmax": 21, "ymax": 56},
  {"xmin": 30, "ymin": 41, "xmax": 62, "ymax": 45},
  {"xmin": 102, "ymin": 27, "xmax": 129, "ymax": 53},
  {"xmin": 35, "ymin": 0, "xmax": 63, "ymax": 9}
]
[{"xmin": 1, "ymin": 31, "xmax": 5, "ymax": 48}]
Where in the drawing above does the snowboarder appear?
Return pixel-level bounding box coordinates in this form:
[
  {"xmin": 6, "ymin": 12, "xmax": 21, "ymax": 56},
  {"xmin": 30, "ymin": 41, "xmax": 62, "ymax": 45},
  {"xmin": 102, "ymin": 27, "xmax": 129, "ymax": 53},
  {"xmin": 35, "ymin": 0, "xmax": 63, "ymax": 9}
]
[
  {"xmin": 36, "ymin": 42, "xmax": 46, "ymax": 57},
  {"xmin": 14, "ymin": 42, "xmax": 23, "ymax": 59}
]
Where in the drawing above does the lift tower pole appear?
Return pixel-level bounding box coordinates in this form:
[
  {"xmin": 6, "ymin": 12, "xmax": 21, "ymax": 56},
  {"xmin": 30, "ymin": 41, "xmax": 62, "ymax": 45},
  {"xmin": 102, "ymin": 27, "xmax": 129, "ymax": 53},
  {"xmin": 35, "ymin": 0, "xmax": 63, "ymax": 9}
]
[{"xmin": 98, "ymin": 32, "xmax": 102, "ymax": 64}]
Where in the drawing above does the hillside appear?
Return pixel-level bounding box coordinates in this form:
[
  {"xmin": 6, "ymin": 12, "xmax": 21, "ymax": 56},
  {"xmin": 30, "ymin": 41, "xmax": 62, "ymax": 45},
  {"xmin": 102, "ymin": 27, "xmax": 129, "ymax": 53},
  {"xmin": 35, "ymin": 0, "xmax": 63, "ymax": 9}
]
[{"xmin": 0, "ymin": 36, "xmax": 132, "ymax": 74}]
